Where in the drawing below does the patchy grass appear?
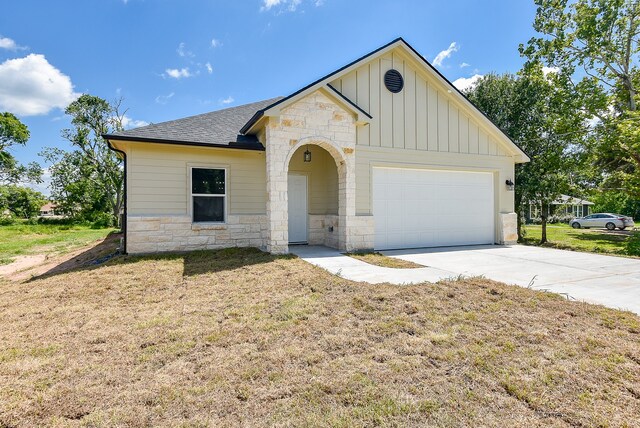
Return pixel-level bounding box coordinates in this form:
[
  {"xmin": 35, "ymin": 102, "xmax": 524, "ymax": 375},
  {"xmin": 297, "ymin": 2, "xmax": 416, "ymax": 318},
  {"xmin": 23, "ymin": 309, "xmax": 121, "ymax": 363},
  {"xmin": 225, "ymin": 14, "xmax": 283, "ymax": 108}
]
[
  {"xmin": 0, "ymin": 247, "xmax": 639, "ymax": 427},
  {"xmin": 522, "ymin": 223, "xmax": 632, "ymax": 256},
  {"xmin": 347, "ymin": 251, "xmax": 425, "ymax": 269},
  {"xmin": 0, "ymin": 223, "xmax": 116, "ymax": 265}
]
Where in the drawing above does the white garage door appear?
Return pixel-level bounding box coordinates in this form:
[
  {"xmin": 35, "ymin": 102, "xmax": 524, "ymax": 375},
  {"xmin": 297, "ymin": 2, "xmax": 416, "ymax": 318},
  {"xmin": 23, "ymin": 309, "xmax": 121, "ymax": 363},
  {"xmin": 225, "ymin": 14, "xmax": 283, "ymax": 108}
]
[{"xmin": 373, "ymin": 167, "xmax": 495, "ymax": 250}]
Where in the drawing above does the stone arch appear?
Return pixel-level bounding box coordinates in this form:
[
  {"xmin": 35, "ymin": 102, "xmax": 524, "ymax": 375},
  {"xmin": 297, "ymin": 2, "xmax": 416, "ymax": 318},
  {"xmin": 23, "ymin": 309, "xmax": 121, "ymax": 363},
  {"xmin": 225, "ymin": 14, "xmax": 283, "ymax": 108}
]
[{"xmin": 284, "ymin": 136, "xmax": 349, "ymax": 250}]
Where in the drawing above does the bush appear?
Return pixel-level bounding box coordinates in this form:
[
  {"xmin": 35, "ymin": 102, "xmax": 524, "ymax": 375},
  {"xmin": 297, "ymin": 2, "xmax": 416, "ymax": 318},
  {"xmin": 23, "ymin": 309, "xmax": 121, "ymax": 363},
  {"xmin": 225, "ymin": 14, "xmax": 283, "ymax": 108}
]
[
  {"xmin": 0, "ymin": 216, "xmax": 16, "ymax": 226},
  {"xmin": 625, "ymin": 231, "xmax": 640, "ymax": 256},
  {"xmin": 89, "ymin": 212, "xmax": 115, "ymax": 229},
  {"xmin": 37, "ymin": 217, "xmax": 76, "ymax": 226}
]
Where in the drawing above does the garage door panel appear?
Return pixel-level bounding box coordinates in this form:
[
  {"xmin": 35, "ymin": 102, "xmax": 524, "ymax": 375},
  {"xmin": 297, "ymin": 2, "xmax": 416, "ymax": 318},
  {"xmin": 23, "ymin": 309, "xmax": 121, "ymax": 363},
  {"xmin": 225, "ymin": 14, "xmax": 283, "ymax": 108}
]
[{"xmin": 373, "ymin": 168, "xmax": 494, "ymax": 250}]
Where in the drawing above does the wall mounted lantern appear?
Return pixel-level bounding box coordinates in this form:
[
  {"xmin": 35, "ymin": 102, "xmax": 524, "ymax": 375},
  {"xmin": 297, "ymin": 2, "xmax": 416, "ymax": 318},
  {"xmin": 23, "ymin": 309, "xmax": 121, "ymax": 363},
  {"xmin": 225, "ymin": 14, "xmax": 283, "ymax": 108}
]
[
  {"xmin": 505, "ymin": 179, "xmax": 515, "ymax": 191},
  {"xmin": 303, "ymin": 146, "xmax": 312, "ymax": 163}
]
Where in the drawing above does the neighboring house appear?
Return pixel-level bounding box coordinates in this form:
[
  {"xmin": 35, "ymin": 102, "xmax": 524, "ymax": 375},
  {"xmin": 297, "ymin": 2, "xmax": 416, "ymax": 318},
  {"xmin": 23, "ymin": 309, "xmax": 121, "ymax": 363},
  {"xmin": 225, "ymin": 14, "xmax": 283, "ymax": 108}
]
[
  {"xmin": 527, "ymin": 194, "xmax": 594, "ymax": 222},
  {"xmin": 39, "ymin": 202, "xmax": 60, "ymax": 217},
  {"xmin": 104, "ymin": 38, "xmax": 529, "ymax": 255}
]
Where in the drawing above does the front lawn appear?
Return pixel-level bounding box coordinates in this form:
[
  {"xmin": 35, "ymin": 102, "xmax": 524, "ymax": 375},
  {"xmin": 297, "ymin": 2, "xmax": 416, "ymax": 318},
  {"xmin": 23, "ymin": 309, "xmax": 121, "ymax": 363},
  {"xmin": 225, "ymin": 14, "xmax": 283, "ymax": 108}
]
[
  {"xmin": 347, "ymin": 251, "xmax": 425, "ymax": 269},
  {"xmin": 522, "ymin": 223, "xmax": 631, "ymax": 256},
  {"xmin": 0, "ymin": 223, "xmax": 117, "ymax": 265},
  {"xmin": 1, "ymin": 247, "xmax": 638, "ymax": 426}
]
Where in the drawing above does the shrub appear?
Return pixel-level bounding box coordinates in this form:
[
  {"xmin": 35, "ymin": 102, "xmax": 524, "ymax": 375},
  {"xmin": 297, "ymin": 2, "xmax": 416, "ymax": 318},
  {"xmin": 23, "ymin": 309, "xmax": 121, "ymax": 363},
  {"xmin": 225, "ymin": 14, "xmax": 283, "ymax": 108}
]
[
  {"xmin": 0, "ymin": 216, "xmax": 16, "ymax": 226},
  {"xmin": 90, "ymin": 212, "xmax": 115, "ymax": 229},
  {"xmin": 625, "ymin": 231, "xmax": 640, "ymax": 256}
]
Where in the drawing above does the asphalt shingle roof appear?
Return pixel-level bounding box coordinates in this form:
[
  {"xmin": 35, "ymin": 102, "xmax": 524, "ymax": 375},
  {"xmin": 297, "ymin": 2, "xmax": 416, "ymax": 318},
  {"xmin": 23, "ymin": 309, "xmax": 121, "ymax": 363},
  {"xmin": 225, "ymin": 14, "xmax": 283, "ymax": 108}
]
[{"xmin": 108, "ymin": 97, "xmax": 283, "ymax": 148}]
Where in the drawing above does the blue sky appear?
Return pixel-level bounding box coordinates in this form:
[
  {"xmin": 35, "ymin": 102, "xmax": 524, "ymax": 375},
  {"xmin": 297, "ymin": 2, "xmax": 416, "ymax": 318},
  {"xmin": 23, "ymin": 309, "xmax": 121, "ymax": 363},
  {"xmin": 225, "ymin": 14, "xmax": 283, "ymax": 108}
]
[{"xmin": 1, "ymin": 0, "xmax": 538, "ymax": 193}]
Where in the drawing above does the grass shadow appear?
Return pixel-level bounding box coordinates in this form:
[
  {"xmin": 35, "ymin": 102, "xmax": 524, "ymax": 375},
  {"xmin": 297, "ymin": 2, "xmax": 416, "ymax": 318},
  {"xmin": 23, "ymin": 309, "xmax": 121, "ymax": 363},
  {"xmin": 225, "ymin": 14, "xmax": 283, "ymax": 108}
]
[
  {"xmin": 181, "ymin": 247, "xmax": 294, "ymax": 277},
  {"xmin": 27, "ymin": 232, "xmax": 123, "ymax": 281}
]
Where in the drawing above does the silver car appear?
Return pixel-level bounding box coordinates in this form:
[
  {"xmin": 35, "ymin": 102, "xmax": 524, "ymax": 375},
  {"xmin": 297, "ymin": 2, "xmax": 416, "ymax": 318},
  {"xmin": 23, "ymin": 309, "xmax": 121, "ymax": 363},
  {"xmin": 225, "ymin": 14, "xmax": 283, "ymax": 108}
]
[{"xmin": 570, "ymin": 213, "xmax": 635, "ymax": 230}]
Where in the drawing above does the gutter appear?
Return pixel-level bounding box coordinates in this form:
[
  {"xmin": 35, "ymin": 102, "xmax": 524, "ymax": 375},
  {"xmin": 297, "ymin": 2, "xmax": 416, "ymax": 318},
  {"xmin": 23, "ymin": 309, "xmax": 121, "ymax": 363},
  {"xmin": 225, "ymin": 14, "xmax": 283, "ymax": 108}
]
[
  {"xmin": 101, "ymin": 134, "xmax": 265, "ymax": 151},
  {"xmin": 105, "ymin": 138, "xmax": 128, "ymax": 254}
]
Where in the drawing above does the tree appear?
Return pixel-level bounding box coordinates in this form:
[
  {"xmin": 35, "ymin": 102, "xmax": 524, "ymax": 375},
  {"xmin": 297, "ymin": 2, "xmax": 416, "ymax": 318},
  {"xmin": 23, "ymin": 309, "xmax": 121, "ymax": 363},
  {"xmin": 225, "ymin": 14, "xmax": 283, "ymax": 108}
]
[
  {"xmin": 521, "ymin": 0, "xmax": 640, "ymax": 198},
  {"xmin": 0, "ymin": 185, "xmax": 47, "ymax": 218},
  {"xmin": 465, "ymin": 64, "xmax": 586, "ymax": 243},
  {"xmin": 0, "ymin": 112, "xmax": 42, "ymax": 184},
  {"xmin": 43, "ymin": 95, "xmax": 125, "ymax": 225}
]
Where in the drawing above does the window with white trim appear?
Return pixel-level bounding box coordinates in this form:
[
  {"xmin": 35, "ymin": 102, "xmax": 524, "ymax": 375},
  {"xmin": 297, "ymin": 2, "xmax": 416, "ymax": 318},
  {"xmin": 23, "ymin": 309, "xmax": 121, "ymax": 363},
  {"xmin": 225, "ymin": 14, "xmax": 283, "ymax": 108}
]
[{"xmin": 191, "ymin": 167, "xmax": 226, "ymax": 222}]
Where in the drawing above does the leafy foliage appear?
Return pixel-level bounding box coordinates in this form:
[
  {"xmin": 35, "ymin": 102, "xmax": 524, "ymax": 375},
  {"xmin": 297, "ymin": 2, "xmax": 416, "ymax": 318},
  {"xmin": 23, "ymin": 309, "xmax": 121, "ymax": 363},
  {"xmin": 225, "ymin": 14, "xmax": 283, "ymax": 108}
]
[
  {"xmin": 465, "ymin": 64, "xmax": 587, "ymax": 242},
  {"xmin": 0, "ymin": 112, "xmax": 42, "ymax": 185},
  {"xmin": 42, "ymin": 95, "xmax": 126, "ymax": 226},
  {"xmin": 0, "ymin": 185, "xmax": 47, "ymax": 218}
]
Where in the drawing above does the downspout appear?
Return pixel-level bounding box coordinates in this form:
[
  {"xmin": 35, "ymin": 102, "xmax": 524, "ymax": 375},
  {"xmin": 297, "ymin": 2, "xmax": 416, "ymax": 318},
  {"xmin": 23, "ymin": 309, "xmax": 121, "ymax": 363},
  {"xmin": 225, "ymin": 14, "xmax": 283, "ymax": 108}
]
[{"xmin": 105, "ymin": 139, "xmax": 127, "ymax": 254}]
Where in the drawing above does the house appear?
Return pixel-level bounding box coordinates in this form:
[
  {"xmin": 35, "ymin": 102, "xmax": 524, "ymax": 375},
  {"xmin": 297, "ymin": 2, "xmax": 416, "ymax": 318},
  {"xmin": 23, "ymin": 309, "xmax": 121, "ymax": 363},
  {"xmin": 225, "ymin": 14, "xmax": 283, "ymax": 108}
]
[
  {"xmin": 39, "ymin": 202, "xmax": 60, "ymax": 217},
  {"xmin": 527, "ymin": 194, "xmax": 594, "ymax": 222},
  {"xmin": 104, "ymin": 38, "xmax": 529, "ymax": 255}
]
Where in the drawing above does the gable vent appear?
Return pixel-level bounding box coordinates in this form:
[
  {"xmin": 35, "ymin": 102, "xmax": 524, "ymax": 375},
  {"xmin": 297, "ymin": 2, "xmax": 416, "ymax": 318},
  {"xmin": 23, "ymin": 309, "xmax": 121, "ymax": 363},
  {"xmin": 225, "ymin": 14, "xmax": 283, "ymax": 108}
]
[{"xmin": 384, "ymin": 69, "xmax": 404, "ymax": 93}]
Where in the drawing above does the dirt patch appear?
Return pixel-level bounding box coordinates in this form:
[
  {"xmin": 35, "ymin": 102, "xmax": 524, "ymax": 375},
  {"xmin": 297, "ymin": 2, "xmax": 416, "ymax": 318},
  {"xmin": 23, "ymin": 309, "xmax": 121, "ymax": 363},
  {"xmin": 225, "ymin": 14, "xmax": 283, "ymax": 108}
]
[
  {"xmin": 0, "ymin": 255, "xmax": 47, "ymax": 276},
  {"xmin": 1, "ymin": 233, "xmax": 121, "ymax": 281}
]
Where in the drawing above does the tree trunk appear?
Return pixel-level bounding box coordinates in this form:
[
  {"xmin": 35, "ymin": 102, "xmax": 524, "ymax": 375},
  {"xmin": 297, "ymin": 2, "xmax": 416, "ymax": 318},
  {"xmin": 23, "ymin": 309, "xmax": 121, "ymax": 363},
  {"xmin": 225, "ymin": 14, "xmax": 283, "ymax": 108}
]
[{"xmin": 540, "ymin": 201, "xmax": 548, "ymax": 244}]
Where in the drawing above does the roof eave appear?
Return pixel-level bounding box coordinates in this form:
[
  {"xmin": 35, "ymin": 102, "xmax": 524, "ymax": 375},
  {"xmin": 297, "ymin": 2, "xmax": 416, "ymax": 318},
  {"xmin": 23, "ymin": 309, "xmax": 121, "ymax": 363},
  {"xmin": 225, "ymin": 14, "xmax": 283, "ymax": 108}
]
[{"xmin": 102, "ymin": 134, "xmax": 265, "ymax": 151}]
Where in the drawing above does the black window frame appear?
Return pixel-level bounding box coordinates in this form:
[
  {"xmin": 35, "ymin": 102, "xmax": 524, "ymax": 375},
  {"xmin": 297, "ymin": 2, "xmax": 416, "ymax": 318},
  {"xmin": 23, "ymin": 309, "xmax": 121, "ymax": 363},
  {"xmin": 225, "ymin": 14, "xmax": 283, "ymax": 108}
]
[{"xmin": 190, "ymin": 167, "xmax": 227, "ymax": 223}]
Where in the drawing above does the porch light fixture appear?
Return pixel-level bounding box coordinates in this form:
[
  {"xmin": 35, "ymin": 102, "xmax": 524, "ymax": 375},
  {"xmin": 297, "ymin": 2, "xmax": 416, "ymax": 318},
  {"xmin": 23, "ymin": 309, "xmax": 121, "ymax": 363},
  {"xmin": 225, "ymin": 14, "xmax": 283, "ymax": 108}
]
[
  {"xmin": 505, "ymin": 179, "xmax": 515, "ymax": 191},
  {"xmin": 303, "ymin": 146, "xmax": 312, "ymax": 163}
]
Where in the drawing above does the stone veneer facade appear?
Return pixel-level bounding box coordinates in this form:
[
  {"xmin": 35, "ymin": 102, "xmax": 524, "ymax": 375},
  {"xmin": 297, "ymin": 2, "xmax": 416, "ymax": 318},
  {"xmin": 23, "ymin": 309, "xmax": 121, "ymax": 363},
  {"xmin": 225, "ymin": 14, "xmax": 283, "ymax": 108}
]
[
  {"xmin": 264, "ymin": 90, "xmax": 374, "ymax": 254},
  {"xmin": 127, "ymin": 214, "xmax": 268, "ymax": 254}
]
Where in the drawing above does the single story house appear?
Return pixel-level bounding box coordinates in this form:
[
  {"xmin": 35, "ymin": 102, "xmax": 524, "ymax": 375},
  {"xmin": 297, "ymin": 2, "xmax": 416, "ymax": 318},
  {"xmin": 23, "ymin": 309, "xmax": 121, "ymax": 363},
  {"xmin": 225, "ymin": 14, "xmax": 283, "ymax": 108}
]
[
  {"xmin": 104, "ymin": 38, "xmax": 529, "ymax": 255},
  {"xmin": 39, "ymin": 202, "xmax": 60, "ymax": 217},
  {"xmin": 527, "ymin": 194, "xmax": 595, "ymax": 222}
]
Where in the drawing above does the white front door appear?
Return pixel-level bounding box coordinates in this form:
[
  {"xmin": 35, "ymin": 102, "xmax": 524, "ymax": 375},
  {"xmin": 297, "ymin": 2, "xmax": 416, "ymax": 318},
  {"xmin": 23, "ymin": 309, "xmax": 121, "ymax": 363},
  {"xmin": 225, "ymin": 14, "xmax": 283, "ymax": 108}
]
[{"xmin": 288, "ymin": 174, "xmax": 308, "ymax": 243}]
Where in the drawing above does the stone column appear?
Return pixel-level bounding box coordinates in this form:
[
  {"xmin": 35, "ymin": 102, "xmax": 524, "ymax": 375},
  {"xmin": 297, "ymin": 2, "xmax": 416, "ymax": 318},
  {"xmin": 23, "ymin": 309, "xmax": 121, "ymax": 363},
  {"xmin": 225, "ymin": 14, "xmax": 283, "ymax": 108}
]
[{"xmin": 265, "ymin": 125, "xmax": 289, "ymax": 254}]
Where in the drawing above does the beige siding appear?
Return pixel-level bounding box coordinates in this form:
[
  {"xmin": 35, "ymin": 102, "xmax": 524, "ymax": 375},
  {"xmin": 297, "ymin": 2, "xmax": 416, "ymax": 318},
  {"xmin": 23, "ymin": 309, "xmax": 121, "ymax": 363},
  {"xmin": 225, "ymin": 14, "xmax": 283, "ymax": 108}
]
[
  {"xmin": 119, "ymin": 142, "xmax": 267, "ymax": 216},
  {"xmin": 355, "ymin": 145, "xmax": 515, "ymax": 217},
  {"xmin": 330, "ymin": 49, "xmax": 512, "ymax": 158},
  {"xmin": 288, "ymin": 145, "xmax": 339, "ymax": 215}
]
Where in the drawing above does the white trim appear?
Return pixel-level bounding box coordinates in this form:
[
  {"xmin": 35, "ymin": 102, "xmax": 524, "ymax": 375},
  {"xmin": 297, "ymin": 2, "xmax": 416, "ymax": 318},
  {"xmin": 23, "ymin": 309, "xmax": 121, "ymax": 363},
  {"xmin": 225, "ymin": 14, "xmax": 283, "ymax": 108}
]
[{"xmin": 188, "ymin": 165, "xmax": 228, "ymax": 224}]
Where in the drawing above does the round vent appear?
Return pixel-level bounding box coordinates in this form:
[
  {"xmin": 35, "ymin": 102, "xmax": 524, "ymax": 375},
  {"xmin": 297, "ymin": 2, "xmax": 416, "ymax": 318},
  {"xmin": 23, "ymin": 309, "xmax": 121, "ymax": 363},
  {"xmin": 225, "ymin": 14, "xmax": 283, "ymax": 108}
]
[{"xmin": 384, "ymin": 69, "xmax": 404, "ymax": 93}]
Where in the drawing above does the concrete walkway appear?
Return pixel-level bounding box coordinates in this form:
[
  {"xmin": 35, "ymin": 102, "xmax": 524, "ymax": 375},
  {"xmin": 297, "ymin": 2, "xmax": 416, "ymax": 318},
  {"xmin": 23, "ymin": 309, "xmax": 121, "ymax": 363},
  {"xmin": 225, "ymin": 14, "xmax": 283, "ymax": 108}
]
[{"xmin": 290, "ymin": 245, "xmax": 640, "ymax": 315}]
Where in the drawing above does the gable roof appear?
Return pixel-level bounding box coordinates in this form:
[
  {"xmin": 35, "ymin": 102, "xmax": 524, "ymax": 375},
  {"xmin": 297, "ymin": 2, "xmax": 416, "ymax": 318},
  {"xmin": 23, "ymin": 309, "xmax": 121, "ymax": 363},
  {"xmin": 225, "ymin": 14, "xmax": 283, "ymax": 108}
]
[
  {"xmin": 240, "ymin": 37, "xmax": 529, "ymax": 163},
  {"xmin": 104, "ymin": 97, "xmax": 283, "ymax": 150}
]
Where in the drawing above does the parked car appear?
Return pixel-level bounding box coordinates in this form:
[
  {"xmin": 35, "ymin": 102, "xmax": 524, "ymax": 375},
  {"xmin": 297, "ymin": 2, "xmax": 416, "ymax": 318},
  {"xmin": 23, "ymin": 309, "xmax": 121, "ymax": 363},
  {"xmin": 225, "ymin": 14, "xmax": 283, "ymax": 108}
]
[{"xmin": 570, "ymin": 213, "xmax": 635, "ymax": 230}]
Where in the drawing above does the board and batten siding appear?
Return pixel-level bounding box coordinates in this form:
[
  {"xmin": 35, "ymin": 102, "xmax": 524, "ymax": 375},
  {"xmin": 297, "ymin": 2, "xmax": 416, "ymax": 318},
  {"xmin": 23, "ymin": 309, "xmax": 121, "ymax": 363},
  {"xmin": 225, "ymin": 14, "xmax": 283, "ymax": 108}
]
[
  {"xmin": 122, "ymin": 142, "xmax": 267, "ymax": 216},
  {"xmin": 330, "ymin": 50, "xmax": 510, "ymax": 157}
]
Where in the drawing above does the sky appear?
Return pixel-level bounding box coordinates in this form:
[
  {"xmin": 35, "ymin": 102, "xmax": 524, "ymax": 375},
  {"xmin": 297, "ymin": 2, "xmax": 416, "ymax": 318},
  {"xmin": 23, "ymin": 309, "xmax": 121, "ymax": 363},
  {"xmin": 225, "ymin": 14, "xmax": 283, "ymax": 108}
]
[{"xmin": 0, "ymin": 0, "xmax": 539, "ymax": 194}]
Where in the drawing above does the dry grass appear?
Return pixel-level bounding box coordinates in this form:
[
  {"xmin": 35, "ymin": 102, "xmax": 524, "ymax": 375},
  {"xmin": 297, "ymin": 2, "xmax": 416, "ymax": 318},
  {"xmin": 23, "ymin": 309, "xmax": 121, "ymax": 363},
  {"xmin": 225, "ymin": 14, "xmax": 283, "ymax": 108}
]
[
  {"xmin": 1, "ymin": 247, "xmax": 639, "ymax": 427},
  {"xmin": 347, "ymin": 252, "xmax": 425, "ymax": 269}
]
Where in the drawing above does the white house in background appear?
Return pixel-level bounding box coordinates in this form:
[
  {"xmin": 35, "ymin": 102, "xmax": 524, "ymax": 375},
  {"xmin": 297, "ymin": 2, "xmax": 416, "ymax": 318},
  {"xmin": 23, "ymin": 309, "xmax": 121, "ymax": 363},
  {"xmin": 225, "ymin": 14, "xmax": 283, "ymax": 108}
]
[
  {"xmin": 39, "ymin": 202, "xmax": 60, "ymax": 217},
  {"xmin": 527, "ymin": 194, "xmax": 595, "ymax": 221},
  {"xmin": 104, "ymin": 38, "xmax": 529, "ymax": 255}
]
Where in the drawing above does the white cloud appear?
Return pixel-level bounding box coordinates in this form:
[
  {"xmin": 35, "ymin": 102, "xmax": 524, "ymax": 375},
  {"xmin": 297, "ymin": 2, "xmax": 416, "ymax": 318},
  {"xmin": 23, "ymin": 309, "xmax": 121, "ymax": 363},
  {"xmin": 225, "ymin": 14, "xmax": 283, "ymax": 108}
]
[
  {"xmin": 211, "ymin": 38, "xmax": 222, "ymax": 48},
  {"xmin": 164, "ymin": 67, "xmax": 193, "ymax": 79},
  {"xmin": 205, "ymin": 62, "xmax": 213, "ymax": 74},
  {"xmin": 176, "ymin": 42, "xmax": 193, "ymax": 58},
  {"xmin": 120, "ymin": 115, "xmax": 149, "ymax": 129},
  {"xmin": 433, "ymin": 42, "xmax": 458, "ymax": 67},
  {"xmin": 220, "ymin": 96, "xmax": 234, "ymax": 105},
  {"xmin": 0, "ymin": 54, "xmax": 79, "ymax": 116},
  {"xmin": 452, "ymin": 74, "xmax": 483, "ymax": 91},
  {"xmin": 460, "ymin": 62, "xmax": 470, "ymax": 68},
  {"xmin": 261, "ymin": 0, "xmax": 303, "ymax": 12},
  {"xmin": 155, "ymin": 92, "xmax": 175, "ymax": 104},
  {"xmin": 0, "ymin": 36, "xmax": 26, "ymax": 51}
]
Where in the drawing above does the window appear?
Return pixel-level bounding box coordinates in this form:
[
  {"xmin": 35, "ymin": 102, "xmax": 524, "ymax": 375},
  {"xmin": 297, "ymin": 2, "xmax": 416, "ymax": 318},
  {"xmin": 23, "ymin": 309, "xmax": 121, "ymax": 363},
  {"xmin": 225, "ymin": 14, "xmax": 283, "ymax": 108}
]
[{"xmin": 191, "ymin": 168, "xmax": 226, "ymax": 222}]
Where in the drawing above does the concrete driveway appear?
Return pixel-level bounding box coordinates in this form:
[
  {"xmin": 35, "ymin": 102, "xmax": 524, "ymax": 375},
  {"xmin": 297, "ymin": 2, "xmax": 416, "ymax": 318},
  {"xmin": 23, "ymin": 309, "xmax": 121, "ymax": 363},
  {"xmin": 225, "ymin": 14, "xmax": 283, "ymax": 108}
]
[
  {"xmin": 383, "ymin": 245, "xmax": 640, "ymax": 314},
  {"xmin": 291, "ymin": 245, "xmax": 640, "ymax": 314}
]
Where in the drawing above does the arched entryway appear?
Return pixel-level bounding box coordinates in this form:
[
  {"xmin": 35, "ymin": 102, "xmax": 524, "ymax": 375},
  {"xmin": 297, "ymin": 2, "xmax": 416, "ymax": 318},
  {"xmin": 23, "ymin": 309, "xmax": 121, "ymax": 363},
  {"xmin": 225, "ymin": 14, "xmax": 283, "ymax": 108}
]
[{"xmin": 285, "ymin": 139, "xmax": 347, "ymax": 249}]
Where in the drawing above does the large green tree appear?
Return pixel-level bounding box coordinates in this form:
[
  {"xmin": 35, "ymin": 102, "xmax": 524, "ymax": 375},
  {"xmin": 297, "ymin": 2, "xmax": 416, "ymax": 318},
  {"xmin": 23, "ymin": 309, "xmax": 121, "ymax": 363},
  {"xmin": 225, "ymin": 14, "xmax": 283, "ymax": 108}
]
[
  {"xmin": 465, "ymin": 64, "xmax": 586, "ymax": 242},
  {"xmin": 521, "ymin": 0, "xmax": 640, "ymax": 199},
  {"xmin": 0, "ymin": 112, "xmax": 42, "ymax": 184},
  {"xmin": 0, "ymin": 185, "xmax": 47, "ymax": 218},
  {"xmin": 43, "ymin": 95, "xmax": 125, "ymax": 225}
]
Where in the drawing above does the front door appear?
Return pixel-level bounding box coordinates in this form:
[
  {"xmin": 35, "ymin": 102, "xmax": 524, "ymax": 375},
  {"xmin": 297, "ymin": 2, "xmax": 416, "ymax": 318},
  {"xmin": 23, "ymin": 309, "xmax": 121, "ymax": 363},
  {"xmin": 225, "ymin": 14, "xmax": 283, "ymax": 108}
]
[{"xmin": 288, "ymin": 174, "xmax": 308, "ymax": 244}]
